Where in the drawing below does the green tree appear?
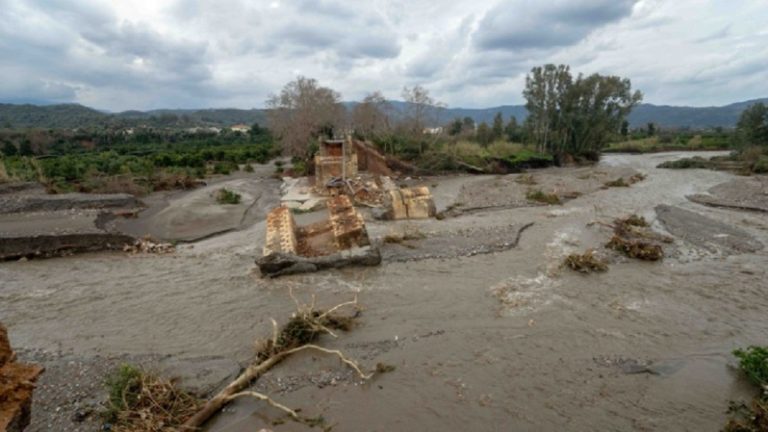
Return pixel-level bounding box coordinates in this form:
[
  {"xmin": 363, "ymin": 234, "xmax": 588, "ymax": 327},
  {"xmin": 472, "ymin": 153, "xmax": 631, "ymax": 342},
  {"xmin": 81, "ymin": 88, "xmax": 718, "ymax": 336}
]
[
  {"xmin": 647, "ymin": 123, "xmax": 656, "ymax": 137},
  {"xmin": 736, "ymin": 103, "xmax": 768, "ymax": 147},
  {"xmin": 504, "ymin": 116, "xmax": 520, "ymax": 142},
  {"xmin": 523, "ymin": 64, "xmax": 642, "ymax": 158},
  {"xmin": 621, "ymin": 120, "xmax": 629, "ymax": 137},
  {"xmin": 2, "ymin": 142, "xmax": 17, "ymax": 156},
  {"xmin": 476, "ymin": 122, "xmax": 493, "ymax": 146},
  {"xmin": 448, "ymin": 117, "xmax": 463, "ymax": 136},
  {"xmin": 462, "ymin": 116, "xmax": 475, "ymax": 131},
  {"xmin": 492, "ymin": 112, "xmax": 504, "ymax": 141},
  {"xmin": 19, "ymin": 140, "xmax": 34, "ymax": 156}
]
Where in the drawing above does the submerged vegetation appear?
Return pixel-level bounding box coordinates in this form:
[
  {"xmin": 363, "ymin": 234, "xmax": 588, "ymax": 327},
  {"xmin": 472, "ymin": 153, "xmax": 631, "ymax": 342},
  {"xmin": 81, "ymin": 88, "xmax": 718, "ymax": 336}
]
[
  {"xmin": 606, "ymin": 215, "xmax": 664, "ymax": 261},
  {"xmin": 526, "ymin": 189, "xmax": 561, "ymax": 205},
  {"xmin": 563, "ymin": 250, "xmax": 608, "ymax": 273}
]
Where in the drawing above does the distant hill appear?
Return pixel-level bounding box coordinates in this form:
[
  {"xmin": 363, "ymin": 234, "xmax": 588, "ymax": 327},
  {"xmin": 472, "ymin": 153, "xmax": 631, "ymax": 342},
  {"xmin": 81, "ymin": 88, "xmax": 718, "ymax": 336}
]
[
  {"xmin": 352, "ymin": 98, "xmax": 768, "ymax": 129},
  {"xmin": 1, "ymin": 98, "xmax": 766, "ymax": 130},
  {"xmin": 0, "ymin": 103, "xmax": 108, "ymax": 129},
  {"xmin": 0, "ymin": 104, "xmax": 266, "ymax": 129}
]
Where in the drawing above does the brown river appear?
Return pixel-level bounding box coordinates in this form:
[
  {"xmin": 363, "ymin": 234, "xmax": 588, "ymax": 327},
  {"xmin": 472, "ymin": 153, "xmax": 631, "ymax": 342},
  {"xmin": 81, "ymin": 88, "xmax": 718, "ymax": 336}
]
[{"xmin": 1, "ymin": 152, "xmax": 767, "ymax": 431}]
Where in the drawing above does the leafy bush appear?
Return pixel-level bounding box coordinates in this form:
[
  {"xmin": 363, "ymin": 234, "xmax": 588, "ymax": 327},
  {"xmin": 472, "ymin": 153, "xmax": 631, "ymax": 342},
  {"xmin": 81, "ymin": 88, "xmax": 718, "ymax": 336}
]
[
  {"xmin": 724, "ymin": 346, "xmax": 768, "ymax": 432},
  {"xmin": 734, "ymin": 346, "xmax": 768, "ymax": 388},
  {"xmin": 216, "ymin": 188, "xmax": 241, "ymax": 205},
  {"xmin": 753, "ymin": 156, "xmax": 768, "ymax": 174}
]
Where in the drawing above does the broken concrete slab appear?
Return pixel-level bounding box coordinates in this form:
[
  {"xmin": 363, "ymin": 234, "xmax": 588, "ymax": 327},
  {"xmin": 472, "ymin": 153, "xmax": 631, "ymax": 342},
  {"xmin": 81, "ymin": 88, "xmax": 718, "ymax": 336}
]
[
  {"xmin": 258, "ymin": 195, "xmax": 379, "ymax": 277},
  {"xmin": 256, "ymin": 247, "xmax": 382, "ymax": 277},
  {"xmin": 687, "ymin": 176, "xmax": 768, "ymax": 213},
  {"xmin": 379, "ymin": 186, "xmax": 436, "ymax": 220},
  {"xmin": 298, "ymin": 198, "xmax": 325, "ymax": 212},
  {"xmin": 0, "ymin": 323, "xmax": 44, "ymax": 432},
  {"xmin": 0, "ymin": 193, "xmax": 142, "ymax": 214},
  {"xmin": 656, "ymin": 204, "xmax": 764, "ymax": 254}
]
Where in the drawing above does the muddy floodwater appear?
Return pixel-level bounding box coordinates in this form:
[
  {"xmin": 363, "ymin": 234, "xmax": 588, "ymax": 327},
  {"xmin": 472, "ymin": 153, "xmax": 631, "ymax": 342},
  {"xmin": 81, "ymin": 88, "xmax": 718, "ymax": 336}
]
[{"xmin": 2, "ymin": 152, "xmax": 768, "ymax": 431}]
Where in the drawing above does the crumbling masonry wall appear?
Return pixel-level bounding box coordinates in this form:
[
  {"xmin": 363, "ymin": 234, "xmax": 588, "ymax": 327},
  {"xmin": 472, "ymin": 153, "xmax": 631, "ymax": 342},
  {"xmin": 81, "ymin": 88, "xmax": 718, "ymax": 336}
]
[{"xmin": 0, "ymin": 323, "xmax": 44, "ymax": 432}]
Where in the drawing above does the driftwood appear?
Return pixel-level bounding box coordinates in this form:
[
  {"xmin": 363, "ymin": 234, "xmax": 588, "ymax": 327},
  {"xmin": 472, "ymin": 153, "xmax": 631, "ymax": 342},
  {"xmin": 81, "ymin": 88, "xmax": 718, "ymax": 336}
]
[{"xmin": 181, "ymin": 294, "xmax": 372, "ymax": 430}]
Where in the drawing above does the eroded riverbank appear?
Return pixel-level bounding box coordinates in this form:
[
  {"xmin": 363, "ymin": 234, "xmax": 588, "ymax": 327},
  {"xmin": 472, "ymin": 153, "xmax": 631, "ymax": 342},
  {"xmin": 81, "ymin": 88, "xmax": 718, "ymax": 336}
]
[{"xmin": 1, "ymin": 152, "xmax": 767, "ymax": 431}]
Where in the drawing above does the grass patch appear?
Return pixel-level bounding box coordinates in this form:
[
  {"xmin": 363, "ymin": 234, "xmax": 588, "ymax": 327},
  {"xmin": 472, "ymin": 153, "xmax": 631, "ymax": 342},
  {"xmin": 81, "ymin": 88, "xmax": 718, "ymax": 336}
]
[
  {"xmin": 104, "ymin": 364, "xmax": 200, "ymax": 431},
  {"xmin": 216, "ymin": 188, "xmax": 241, "ymax": 205},
  {"xmin": 526, "ymin": 189, "xmax": 561, "ymax": 205},
  {"xmin": 734, "ymin": 346, "xmax": 768, "ymax": 388},
  {"xmin": 563, "ymin": 250, "xmax": 608, "ymax": 273}
]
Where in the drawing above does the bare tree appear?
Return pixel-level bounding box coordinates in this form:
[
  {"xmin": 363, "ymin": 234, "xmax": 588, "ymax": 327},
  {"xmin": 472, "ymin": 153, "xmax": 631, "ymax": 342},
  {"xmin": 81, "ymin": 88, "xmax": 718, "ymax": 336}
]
[
  {"xmin": 351, "ymin": 91, "xmax": 393, "ymax": 141},
  {"xmin": 400, "ymin": 85, "xmax": 445, "ymax": 154},
  {"xmin": 266, "ymin": 76, "xmax": 345, "ymax": 157}
]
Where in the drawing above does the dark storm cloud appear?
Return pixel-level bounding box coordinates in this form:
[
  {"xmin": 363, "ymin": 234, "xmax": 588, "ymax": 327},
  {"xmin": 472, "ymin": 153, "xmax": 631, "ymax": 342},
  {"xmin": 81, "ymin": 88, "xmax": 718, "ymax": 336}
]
[
  {"xmin": 0, "ymin": 0, "xmax": 214, "ymax": 106},
  {"xmin": 264, "ymin": 2, "xmax": 401, "ymax": 60},
  {"xmin": 474, "ymin": 0, "xmax": 638, "ymax": 50}
]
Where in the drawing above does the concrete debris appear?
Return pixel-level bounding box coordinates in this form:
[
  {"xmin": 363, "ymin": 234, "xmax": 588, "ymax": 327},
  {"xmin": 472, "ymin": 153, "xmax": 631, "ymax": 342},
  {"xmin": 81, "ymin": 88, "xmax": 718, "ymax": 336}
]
[
  {"xmin": 123, "ymin": 236, "xmax": 176, "ymax": 254},
  {"xmin": 0, "ymin": 323, "xmax": 44, "ymax": 432},
  {"xmin": 314, "ymin": 138, "xmax": 358, "ymax": 194},
  {"xmin": 380, "ymin": 186, "xmax": 436, "ymax": 220},
  {"xmin": 258, "ymin": 195, "xmax": 379, "ymax": 277}
]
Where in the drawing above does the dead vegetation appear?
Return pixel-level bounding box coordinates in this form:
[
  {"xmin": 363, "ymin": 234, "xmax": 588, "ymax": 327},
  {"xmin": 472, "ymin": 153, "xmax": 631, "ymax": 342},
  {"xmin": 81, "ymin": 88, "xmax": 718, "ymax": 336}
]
[
  {"xmin": 101, "ymin": 291, "xmax": 377, "ymax": 431},
  {"xmin": 604, "ymin": 215, "xmax": 665, "ymax": 261},
  {"xmin": 182, "ymin": 290, "xmax": 375, "ymax": 429},
  {"xmin": 604, "ymin": 173, "xmax": 647, "ymax": 188},
  {"xmin": 526, "ymin": 189, "xmax": 561, "ymax": 205},
  {"xmin": 563, "ymin": 250, "xmax": 608, "ymax": 273}
]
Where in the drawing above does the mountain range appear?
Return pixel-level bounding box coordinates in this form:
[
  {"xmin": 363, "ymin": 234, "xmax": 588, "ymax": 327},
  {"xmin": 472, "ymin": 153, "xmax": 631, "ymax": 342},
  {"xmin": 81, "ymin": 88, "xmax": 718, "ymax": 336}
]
[{"xmin": 1, "ymin": 98, "xmax": 766, "ymax": 130}]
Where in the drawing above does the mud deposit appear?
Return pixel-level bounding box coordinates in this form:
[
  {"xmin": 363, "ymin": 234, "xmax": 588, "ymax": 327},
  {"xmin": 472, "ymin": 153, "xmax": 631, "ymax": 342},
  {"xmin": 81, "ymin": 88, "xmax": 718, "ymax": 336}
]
[{"xmin": 2, "ymin": 152, "xmax": 768, "ymax": 431}]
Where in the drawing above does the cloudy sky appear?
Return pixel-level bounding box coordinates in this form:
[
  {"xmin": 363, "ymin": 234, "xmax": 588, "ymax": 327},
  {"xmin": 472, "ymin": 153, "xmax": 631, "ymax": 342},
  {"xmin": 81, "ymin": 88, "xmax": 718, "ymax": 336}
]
[{"xmin": 1, "ymin": 0, "xmax": 766, "ymax": 111}]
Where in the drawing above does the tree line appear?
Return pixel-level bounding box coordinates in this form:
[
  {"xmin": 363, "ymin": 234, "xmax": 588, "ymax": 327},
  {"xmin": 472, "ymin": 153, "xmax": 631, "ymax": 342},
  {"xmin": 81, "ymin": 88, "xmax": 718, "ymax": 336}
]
[{"xmin": 265, "ymin": 64, "xmax": 644, "ymax": 165}]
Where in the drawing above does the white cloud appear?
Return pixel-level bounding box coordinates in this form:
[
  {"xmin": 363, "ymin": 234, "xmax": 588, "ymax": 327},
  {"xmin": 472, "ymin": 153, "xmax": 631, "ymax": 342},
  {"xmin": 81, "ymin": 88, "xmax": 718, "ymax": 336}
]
[{"xmin": 0, "ymin": 0, "xmax": 766, "ymax": 110}]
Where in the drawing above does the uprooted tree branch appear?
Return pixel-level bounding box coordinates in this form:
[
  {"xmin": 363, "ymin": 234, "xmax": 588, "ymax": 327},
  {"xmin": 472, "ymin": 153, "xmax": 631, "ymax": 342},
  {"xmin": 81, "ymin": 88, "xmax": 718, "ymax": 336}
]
[
  {"xmin": 182, "ymin": 290, "xmax": 372, "ymax": 429},
  {"xmin": 106, "ymin": 291, "xmax": 380, "ymax": 431}
]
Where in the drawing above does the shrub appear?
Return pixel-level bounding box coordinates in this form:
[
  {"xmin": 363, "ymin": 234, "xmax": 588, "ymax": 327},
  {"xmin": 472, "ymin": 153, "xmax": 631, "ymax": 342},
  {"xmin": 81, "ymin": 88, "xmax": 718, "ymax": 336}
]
[
  {"xmin": 604, "ymin": 177, "xmax": 629, "ymax": 187},
  {"xmin": 733, "ymin": 346, "xmax": 768, "ymax": 388},
  {"xmin": 724, "ymin": 346, "xmax": 768, "ymax": 432},
  {"xmin": 753, "ymin": 156, "xmax": 768, "ymax": 174},
  {"xmin": 216, "ymin": 188, "xmax": 241, "ymax": 205},
  {"xmin": 526, "ymin": 189, "xmax": 561, "ymax": 205},
  {"xmin": 657, "ymin": 157, "xmax": 710, "ymax": 169}
]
